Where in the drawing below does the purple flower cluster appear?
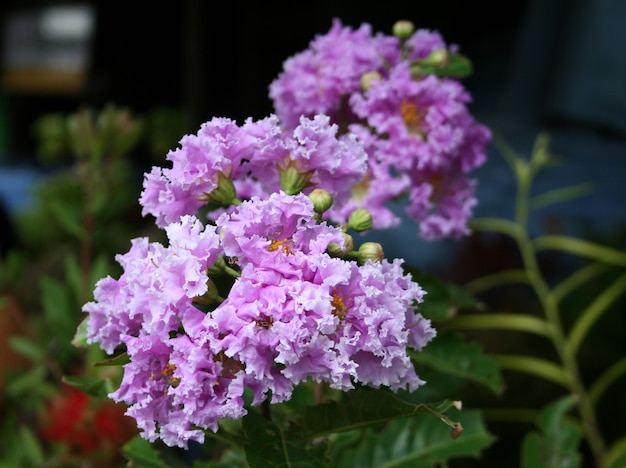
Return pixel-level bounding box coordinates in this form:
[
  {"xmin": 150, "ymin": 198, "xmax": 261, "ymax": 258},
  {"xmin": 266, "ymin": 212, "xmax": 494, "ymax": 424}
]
[
  {"xmin": 84, "ymin": 192, "xmax": 434, "ymax": 448},
  {"xmin": 140, "ymin": 114, "xmax": 367, "ymax": 228},
  {"xmin": 270, "ymin": 19, "xmax": 491, "ymax": 239}
]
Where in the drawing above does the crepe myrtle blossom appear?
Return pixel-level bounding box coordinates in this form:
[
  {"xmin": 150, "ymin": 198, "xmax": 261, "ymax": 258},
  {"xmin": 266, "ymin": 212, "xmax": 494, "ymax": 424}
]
[
  {"xmin": 349, "ymin": 63, "xmax": 491, "ymax": 238},
  {"xmin": 269, "ymin": 19, "xmax": 491, "ymax": 239},
  {"xmin": 140, "ymin": 113, "xmax": 367, "ymax": 228},
  {"xmin": 269, "ymin": 18, "xmax": 399, "ymax": 130},
  {"xmin": 83, "ymin": 191, "xmax": 433, "ymax": 448},
  {"xmin": 83, "ymin": 215, "xmax": 221, "ymax": 354}
]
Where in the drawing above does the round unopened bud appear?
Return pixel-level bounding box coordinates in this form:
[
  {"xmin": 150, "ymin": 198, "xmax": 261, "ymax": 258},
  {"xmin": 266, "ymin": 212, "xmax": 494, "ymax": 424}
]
[
  {"xmin": 360, "ymin": 71, "xmax": 382, "ymax": 91},
  {"xmin": 356, "ymin": 242, "xmax": 384, "ymax": 264},
  {"xmin": 392, "ymin": 20, "xmax": 415, "ymax": 40},
  {"xmin": 348, "ymin": 207, "xmax": 373, "ymax": 232},
  {"xmin": 424, "ymin": 48, "xmax": 449, "ymax": 67},
  {"xmin": 279, "ymin": 160, "xmax": 314, "ymax": 195},
  {"xmin": 327, "ymin": 233, "xmax": 354, "ymax": 258},
  {"xmin": 205, "ymin": 171, "xmax": 237, "ymax": 207},
  {"xmin": 309, "ymin": 188, "xmax": 334, "ymax": 214}
]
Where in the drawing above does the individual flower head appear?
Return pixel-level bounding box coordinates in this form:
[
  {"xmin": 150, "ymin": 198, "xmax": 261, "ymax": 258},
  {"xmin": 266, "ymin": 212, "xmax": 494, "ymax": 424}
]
[
  {"xmin": 269, "ymin": 18, "xmax": 399, "ymax": 129},
  {"xmin": 83, "ymin": 216, "xmax": 220, "ymax": 354},
  {"xmin": 216, "ymin": 191, "xmax": 345, "ymax": 276},
  {"xmin": 349, "ymin": 63, "xmax": 491, "ymax": 238},
  {"xmin": 140, "ymin": 114, "xmax": 368, "ymax": 227},
  {"xmin": 109, "ymin": 333, "xmax": 213, "ymax": 448},
  {"xmin": 316, "ymin": 257, "xmax": 432, "ymax": 391},
  {"xmin": 325, "ymin": 124, "xmax": 411, "ymax": 229},
  {"xmin": 248, "ymin": 114, "xmax": 368, "ymax": 206},
  {"xmin": 140, "ymin": 117, "xmax": 269, "ymax": 227},
  {"xmin": 269, "ymin": 20, "xmax": 491, "ymax": 240}
]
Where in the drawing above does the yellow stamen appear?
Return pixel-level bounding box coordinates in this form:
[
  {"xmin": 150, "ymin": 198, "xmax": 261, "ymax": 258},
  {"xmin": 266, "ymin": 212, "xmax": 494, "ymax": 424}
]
[
  {"xmin": 268, "ymin": 238, "xmax": 294, "ymax": 255},
  {"xmin": 400, "ymin": 99, "xmax": 425, "ymax": 134},
  {"xmin": 331, "ymin": 293, "xmax": 348, "ymax": 320}
]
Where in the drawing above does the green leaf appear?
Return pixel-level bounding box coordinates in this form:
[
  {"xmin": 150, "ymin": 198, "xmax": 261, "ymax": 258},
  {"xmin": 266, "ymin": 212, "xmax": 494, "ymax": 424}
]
[
  {"xmin": 411, "ymin": 331, "xmax": 503, "ymax": 394},
  {"xmin": 533, "ymin": 235, "xmax": 626, "ymax": 268},
  {"xmin": 242, "ymin": 410, "xmax": 329, "ymax": 468},
  {"xmin": 330, "ymin": 409, "xmax": 493, "ymax": 467},
  {"xmin": 17, "ymin": 425, "xmax": 45, "ymax": 466},
  {"xmin": 404, "ymin": 270, "xmax": 476, "ymax": 321},
  {"xmin": 606, "ymin": 435, "xmax": 626, "ymax": 468},
  {"xmin": 303, "ymin": 389, "xmax": 458, "ymax": 439},
  {"xmin": 39, "ymin": 275, "xmax": 75, "ymax": 338},
  {"xmin": 589, "ymin": 356, "xmax": 626, "ymax": 406},
  {"xmin": 49, "ymin": 197, "xmax": 84, "ymax": 239},
  {"xmin": 93, "ymin": 352, "xmax": 130, "ymax": 367},
  {"xmin": 410, "ymin": 53, "xmax": 474, "ymax": 78},
  {"xmin": 530, "ymin": 182, "xmax": 595, "ymax": 211},
  {"xmin": 8, "ymin": 336, "xmax": 45, "ymax": 362},
  {"xmin": 5, "ymin": 364, "xmax": 52, "ymax": 398},
  {"xmin": 62, "ymin": 375, "xmax": 115, "ymax": 398},
  {"xmin": 72, "ymin": 315, "xmax": 90, "ymax": 348},
  {"xmin": 567, "ymin": 272, "xmax": 626, "ymax": 358},
  {"xmin": 122, "ymin": 435, "xmax": 170, "ymax": 468},
  {"xmin": 495, "ymin": 355, "xmax": 570, "ymax": 389},
  {"xmin": 521, "ymin": 396, "xmax": 582, "ymax": 468},
  {"xmin": 448, "ymin": 313, "xmax": 554, "ymax": 338}
]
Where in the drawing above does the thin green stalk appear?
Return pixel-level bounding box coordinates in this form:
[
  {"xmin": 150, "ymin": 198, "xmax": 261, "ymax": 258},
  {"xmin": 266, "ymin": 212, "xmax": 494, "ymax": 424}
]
[
  {"xmin": 494, "ymin": 355, "xmax": 570, "ymax": 388},
  {"xmin": 588, "ymin": 356, "xmax": 626, "ymax": 407},
  {"xmin": 534, "ymin": 236, "xmax": 626, "ymax": 268},
  {"xmin": 448, "ymin": 313, "xmax": 554, "ymax": 338},
  {"xmin": 551, "ymin": 262, "xmax": 609, "ymax": 305},
  {"xmin": 463, "ymin": 269, "xmax": 529, "ymax": 295},
  {"xmin": 567, "ymin": 272, "xmax": 626, "ymax": 359},
  {"xmin": 510, "ymin": 154, "xmax": 607, "ymax": 466}
]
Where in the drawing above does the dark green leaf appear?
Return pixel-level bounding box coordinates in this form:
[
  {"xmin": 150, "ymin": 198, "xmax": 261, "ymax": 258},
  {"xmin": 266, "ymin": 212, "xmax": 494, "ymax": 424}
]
[
  {"xmin": 521, "ymin": 396, "xmax": 582, "ymax": 468},
  {"xmin": 72, "ymin": 315, "xmax": 90, "ymax": 348},
  {"xmin": 410, "ymin": 53, "xmax": 473, "ymax": 78},
  {"xmin": 242, "ymin": 410, "xmax": 328, "ymax": 468},
  {"xmin": 8, "ymin": 336, "xmax": 45, "ymax": 362},
  {"xmin": 62, "ymin": 375, "xmax": 115, "ymax": 398},
  {"xmin": 49, "ymin": 198, "xmax": 84, "ymax": 239},
  {"xmin": 122, "ymin": 435, "xmax": 170, "ymax": 468},
  {"xmin": 39, "ymin": 275, "xmax": 75, "ymax": 338},
  {"xmin": 330, "ymin": 409, "xmax": 493, "ymax": 467},
  {"xmin": 411, "ymin": 331, "xmax": 503, "ymax": 394},
  {"xmin": 93, "ymin": 352, "xmax": 130, "ymax": 367},
  {"xmin": 405, "ymin": 269, "xmax": 476, "ymax": 321},
  {"xmin": 303, "ymin": 388, "xmax": 457, "ymax": 439}
]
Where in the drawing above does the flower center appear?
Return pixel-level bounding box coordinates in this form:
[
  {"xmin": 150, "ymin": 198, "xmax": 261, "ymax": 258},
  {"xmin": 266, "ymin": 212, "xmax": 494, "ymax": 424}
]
[
  {"xmin": 400, "ymin": 99, "xmax": 425, "ymax": 134},
  {"xmin": 161, "ymin": 363, "xmax": 181, "ymax": 388},
  {"xmin": 255, "ymin": 314, "xmax": 274, "ymax": 329},
  {"xmin": 331, "ymin": 292, "xmax": 348, "ymax": 320},
  {"xmin": 268, "ymin": 238, "xmax": 294, "ymax": 255}
]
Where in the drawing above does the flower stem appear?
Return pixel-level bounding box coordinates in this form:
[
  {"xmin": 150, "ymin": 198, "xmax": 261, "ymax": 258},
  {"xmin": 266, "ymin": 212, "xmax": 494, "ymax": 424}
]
[{"xmin": 512, "ymin": 153, "xmax": 606, "ymax": 466}]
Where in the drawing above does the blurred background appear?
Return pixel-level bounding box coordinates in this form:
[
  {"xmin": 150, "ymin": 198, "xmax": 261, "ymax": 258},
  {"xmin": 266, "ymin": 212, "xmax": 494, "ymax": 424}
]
[
  {"xmin": 0, "ymin": 0, "xmax": 624, "ymax": 267},
  {"xmin": 0, "ymin": 0, "xmax": 624, "ymax": 466}
]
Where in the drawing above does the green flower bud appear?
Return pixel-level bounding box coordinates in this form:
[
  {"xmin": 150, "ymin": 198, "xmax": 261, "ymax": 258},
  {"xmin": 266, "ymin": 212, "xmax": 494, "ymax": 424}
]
[
  {"xmin": 360, "ymin": 71, "xmax": 382, "ymax": 91},
  {"xmin": 206, "ymin": 255, "xmax": 227, "ymax": 277},
  {"xmin": 347, "ymin": 207, "xmax": 373, "ymax": 232},
  {"xmin": 203, "ymin": 171, "xmax": 237, "ymax": 207},
  {"xmin": 392, "ymin": 20, "xmax": 415, "ymax": 40},
  {"xmin": 308, "ymin": 188, "xmax": 334, "ymax": 214},
  {"xmin": 423, "ymin": 48, "xmax": 449, "ymax": 67},
  {"xmin": 279, "ymin": 160, "xmax": 314, "ymax": 195},
  {"xmin": 356, "ymin": 242, "xmax": 384, "ymax": 264},
  {"xmin": 327, "ymin": 233, "xmax": 354, "ymax": 258}
]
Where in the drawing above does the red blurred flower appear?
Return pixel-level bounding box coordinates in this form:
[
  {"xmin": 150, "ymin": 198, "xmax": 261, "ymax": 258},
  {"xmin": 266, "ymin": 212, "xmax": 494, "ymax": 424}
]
[{"xmin": 39, "ymin": 383, "xmax": 137, "ymax": 463}]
